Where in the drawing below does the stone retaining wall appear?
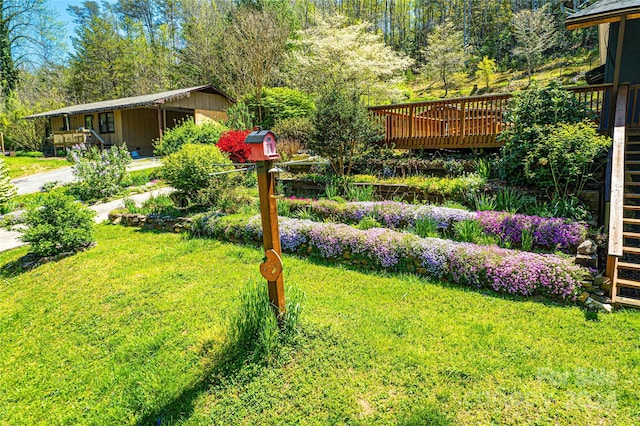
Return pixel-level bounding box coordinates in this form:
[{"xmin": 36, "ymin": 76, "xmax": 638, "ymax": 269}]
[{"xmin": 108, "ymin": 212, "xmax": 193, "ymax": 233}]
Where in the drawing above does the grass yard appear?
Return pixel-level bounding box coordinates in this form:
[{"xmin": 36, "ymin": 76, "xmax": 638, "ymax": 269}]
[
  {"xmin": 1, "ymin": 225, "xmax": 639, "ymax": 425},
  {"xmin": 3, "ymin": 156, "xmax": 70, "ymax": 179}
]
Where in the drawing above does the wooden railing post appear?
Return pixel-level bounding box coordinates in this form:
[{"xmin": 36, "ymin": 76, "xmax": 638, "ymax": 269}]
[
  {"xmin": 607, "ymin": 85, "xmax": 628, "ymax": 262},
  {"xmin": 408, "ymin": 105, "xmax": 414, "ymax": 141},
  {"xmin": 460, "ymin": 100, "xmax": 466, "ymax": 140}
]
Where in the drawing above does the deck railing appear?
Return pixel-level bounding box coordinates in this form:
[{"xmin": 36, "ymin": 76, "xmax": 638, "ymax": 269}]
[{"xmin": 369, "ymin": 84, "xmax": 616, "ymax": 149}]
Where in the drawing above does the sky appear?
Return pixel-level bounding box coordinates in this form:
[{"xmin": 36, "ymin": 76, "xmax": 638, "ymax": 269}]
[{"xmin": 49, "ymin": 1, "xmax": 88, "ymax": 50}]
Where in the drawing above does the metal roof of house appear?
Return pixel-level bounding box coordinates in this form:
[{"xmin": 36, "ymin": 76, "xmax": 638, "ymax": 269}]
[
  {"xmin": 566, "ymin": 0, "xmax": 640, "ymax": 29},
  {"xmin": 26, "ymin": 85, "xmax": 234, "ymax": 119}
]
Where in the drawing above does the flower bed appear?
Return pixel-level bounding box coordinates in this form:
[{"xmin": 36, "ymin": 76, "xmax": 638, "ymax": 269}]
[
  {"xmin": 282, "ymin": 198, "xmax": 475, "ymax": 228},
  {"xmin": 194, "ymin": 213, "xmax": 587, "ymax": 301},
  {"xmin": 280, "ymin": 198, "xmax": 587, "ymax": 252}
]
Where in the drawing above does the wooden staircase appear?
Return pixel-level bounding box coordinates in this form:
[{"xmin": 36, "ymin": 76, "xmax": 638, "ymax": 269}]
[{"xmin": 612, "ymin": 132, "xmax": 640, "ymax": 307}]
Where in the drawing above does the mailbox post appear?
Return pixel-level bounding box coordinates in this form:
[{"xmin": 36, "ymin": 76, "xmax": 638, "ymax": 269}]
[{"xmin": 245, "ymin": 128, "xmax": 286, "ymax": 320}]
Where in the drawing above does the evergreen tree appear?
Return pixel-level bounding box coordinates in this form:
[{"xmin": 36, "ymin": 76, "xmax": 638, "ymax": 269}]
[{"xmin": 0, "ymin": 156, "xmax": 16, "ymax": 206}]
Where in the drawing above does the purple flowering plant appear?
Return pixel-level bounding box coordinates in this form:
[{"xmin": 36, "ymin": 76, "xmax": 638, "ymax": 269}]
[
  {"xmin": 201, "ymin": 214, "xmax": 587, "ymax": 301},
  {"xmin": 280, "ymin": 198, "xmax": 587, "ymax": 253}
]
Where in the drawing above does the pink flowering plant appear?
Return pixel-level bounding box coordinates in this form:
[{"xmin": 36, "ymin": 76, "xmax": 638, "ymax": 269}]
[{"xmin": 195, "ymin": 213, "xmax": 587, "ymax": 301}]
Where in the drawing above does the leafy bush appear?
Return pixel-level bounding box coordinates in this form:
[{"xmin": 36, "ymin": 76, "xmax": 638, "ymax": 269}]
[
  {"xmin": 217, "ymin": 130, "xmax": 251, "ymax": 163},
  {"xmin": 153, "ymin": 118, "xmax": 228, "ymax": 156},
  {"xmin": 225, "ymin": 101, "xmax": 254, "ymax": 130},
  {"xmin": 161, "ymin": 144, "xmax": 232, "ymax": 206},
  {"xmin": 526, "ymin": 121, "xmax": 610, "ymax": 196},
  {"xmin": 310, "ymin": 87, "xmax": 384, "ymax": 175},
  {"xmin": 357, "ymin": 216, "xmax": 382, "ymax": 230},
  {"xmin": 68, "ymin": 144, "xmax": 132, "ymax": 201},
  {"xmin": 245, "ymin": 87, "xmax": 315, "ymax": 128},
  {"xmin": 413, "ymin": 216, "xmax": 440, "ymax": 238},
  {"xmin": 498, "ymin": 82, "xmax": 596, "ymax": 187},
  {"xmin": 0, "ymin": 157, "xmax": 17, "ymax": 206},
  {"xmin": 20, "ymin": 191, "xmax": 95, "ymax": 256}
]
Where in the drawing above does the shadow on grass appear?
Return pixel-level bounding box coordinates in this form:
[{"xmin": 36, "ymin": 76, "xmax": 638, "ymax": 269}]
[
  {"xmin": 137, "ymin": 280, "xmax": 303, "ymax": 425},
  {"xmin": 136, "ymin": 335, "xmax": 268, "ymax": 425}
]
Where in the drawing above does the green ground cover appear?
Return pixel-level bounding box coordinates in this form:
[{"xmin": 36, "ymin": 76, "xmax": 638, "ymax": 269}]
[
  {"xmin": 2, "ymin": 156, "xmax": 70, "ymax": 178},
  {"xmin": 0, "ymin": 225, "xmax": 639, "ymax": 425}
]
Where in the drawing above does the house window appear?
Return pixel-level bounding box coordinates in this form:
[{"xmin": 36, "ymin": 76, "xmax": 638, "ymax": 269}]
[
  {"xmin": 98, "ymin": 112, "xmax": 115, "ymax": 133},
  {"xmin": 84, "ymin": 115, "xmax": 93, "ymax": 131}
]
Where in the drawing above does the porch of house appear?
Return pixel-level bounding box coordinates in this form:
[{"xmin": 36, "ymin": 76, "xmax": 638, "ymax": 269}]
[{"xmin": 369, "ymin": 83, "xmax": 640, "ymax": 149}]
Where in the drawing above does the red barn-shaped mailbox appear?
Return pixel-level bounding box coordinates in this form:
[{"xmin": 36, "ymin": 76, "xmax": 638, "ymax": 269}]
[{"xmin": 245, "ymin": 128, "xmax": 280, "ymax": 162}]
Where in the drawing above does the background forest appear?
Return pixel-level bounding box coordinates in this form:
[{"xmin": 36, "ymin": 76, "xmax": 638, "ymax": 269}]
[{"xmin": 0, "ymin": 0, "xmax": 598, "ymax": 150}]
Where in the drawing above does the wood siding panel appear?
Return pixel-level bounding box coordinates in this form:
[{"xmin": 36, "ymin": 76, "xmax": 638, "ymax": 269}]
[
  {"xmin": 164, "ymin": 92, "xmax": 231, "ymax": 113},
  {"xmin": 120, "ymin": 108, "xmax": 160, "ymax": 156}
]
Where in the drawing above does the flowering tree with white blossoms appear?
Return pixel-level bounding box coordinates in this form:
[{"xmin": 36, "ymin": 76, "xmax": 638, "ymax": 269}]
[{"xmin": 287, "ymin": 15, "xmax": 414, "ymax": 103}]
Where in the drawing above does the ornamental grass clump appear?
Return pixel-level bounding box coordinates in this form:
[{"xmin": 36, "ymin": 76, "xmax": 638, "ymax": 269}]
[{"xmin": 199, "ymin": 214, "xmax": 587, "ymax": 301}]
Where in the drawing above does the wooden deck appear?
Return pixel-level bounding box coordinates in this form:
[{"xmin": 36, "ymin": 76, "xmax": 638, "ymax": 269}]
[{"xmin": 369, "ymin": 84, "xmax": 630, "ymax": 149}]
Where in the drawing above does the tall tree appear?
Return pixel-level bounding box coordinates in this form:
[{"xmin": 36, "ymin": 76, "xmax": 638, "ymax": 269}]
[
  {"xmin": 67, "ymin": 2, "xmax": 137, "ymax": 102},
  {"xmin": 288, "ymin": 15, "xmax": 413, "ymax": 103},
  {"xmin": 0, "ymin": 0, "xmax": 60, "ymax": 99},
  {"xmin": 221, "ymin": 5, "xmax": 292, "ymax": 120},
  {"xmin": 422, "ymin": 20, "xmax": 465, "ymax": 97},
  {"xmin": 512, "ymin": 8, "xmax": 557, "ymax": 85}
]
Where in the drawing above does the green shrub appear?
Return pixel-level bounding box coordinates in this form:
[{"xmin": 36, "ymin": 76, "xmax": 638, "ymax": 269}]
[
  {"xmin": 161, "ymin": 144, "xmax": 232, "ymax": 206},
  {"xmin": 498, "ymin": 82, "xmax": 596, "ymax": 187},
  {"xmin": 20, "ymin": 192, "xmax": 95, "ymax": 256},
  {"xmin": 526, "ymin": 121, "xmax": 610, "ymax": 196},
  {"xmin": 310, "ymin": 87, "xmax": 383, "ymax": 175},
  {"xmin": 153, "ymin": 118, "xmax": 228, "ymax": 156},
  {"xmin": 225, "ymin": 101, "xmax": 254, "ymax": 130},
  {"xmin": 357, "ymin": 216, "xmax": 382, "ymax": 230},
  {"xmin": 245, "ymin": 87, "xmax": 315, "ymax": 129}
]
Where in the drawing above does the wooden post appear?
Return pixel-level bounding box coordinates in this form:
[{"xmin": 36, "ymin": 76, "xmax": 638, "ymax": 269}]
[
  {"xmin": 157, "ymin": 106, "xmax": 164, "ymax": 141},
  {"xmin": 0, "ymin": 132, "xmax": 4, "ymax": 156},
  {"xmin": 609, "ymin": 15, "xmax": 626, "ymax": 133},
  {"xmin": 256, "ymin": 160, "xmax": 286, "ymax": 320}
]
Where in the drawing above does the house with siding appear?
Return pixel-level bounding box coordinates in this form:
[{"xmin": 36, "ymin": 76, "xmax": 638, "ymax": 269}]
[{"xmin": 26, "ymin": 85, "xmax": 234, "ymax": 156}]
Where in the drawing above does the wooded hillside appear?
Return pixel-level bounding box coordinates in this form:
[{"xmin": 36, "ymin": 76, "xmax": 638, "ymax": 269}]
[{"xmin": 0, "ymin": 0, "xmax": 598, "ymax": 150}]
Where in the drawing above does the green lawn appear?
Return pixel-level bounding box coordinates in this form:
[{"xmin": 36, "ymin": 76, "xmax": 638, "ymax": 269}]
[
  {"xmin": 3, "ymin": 156, "xmax": 70, "ymax": 178},
  {"xmin": 1, "ymin": 225, "xmax": 639, "ymax": 425}
]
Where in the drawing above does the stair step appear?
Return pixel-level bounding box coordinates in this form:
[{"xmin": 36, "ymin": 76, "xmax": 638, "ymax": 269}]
[
  {"xmin": 617, "ymin": 261, "xmax": 640, "ymax": 271},
  {"xmin": 626, "ymin": 160, "xmax": 640, "ymax": 165},
  {"xmin": 623, "ymin": 232, "xmax": 640, "ymax": 239},
  {"xmin": 614, "ymin": 295, "xmax": 640, "ymax": 308},
  {"xmin": 624, "ymin": 205, "xmax": 640, "ymax": 211},
  {"xmin": 616, "ymin": 278, "xmax": 640, "ymax": 289},
  {"xmin": 625, "ymin": 182, "xmax": 640, "ymax": 186},
  {"xmin": 626, "ymin": 151, "xmax": 640, "ymax": 155},
  {"xmin": 622, "ymin": 246, "xmax": 640, "ymax": 254},
  {"xmin": 624, "ymin": 193, "xmax": 640, "ymax": 199},
  {"xmin": 623, "ymin": 218, "xmax": 640, "ymax": 225},
  {"xmin": 626, "ymin": 171, "xmax": 640, "ymax": 175}
]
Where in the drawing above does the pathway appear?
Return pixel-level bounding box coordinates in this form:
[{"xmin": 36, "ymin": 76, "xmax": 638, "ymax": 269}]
[
  {"xmin": 10, "ymin": 158, "xmax": 162, "ymax": 195},
  {"xmin": 0, "ymin": 187, "xmax": 174, "ymax": 253}
]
